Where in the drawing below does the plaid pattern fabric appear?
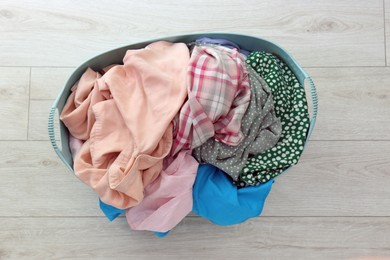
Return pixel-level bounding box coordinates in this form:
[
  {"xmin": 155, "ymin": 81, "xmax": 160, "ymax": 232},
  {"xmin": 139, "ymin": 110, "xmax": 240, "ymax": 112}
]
[{"xmin": 171, "ymin": 45, "xmax": 251, "ymax": 156}]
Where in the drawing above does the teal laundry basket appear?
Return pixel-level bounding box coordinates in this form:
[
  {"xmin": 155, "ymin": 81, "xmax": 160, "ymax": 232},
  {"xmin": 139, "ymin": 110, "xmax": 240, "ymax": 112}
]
[{"xmin": 48, "ymin": 33, "xmax": 318, "ymax": 177}]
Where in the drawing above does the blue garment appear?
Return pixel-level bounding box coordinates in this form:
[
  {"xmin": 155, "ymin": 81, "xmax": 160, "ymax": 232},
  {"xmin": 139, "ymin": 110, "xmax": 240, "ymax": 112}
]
[
  {"xmin": 195, "ymin": 37, "xmax": 250, "ymax": 56},
  {"xmin": 154, "ymin": 231, "xmax": 170, "ymax": 237},
  {"xmin": 192, "ymin": 164, "xmax": 273, "ymax": 226},
  {"xmin": 99, "ymin": 199, "xmax": 125, "ymax": 221}
]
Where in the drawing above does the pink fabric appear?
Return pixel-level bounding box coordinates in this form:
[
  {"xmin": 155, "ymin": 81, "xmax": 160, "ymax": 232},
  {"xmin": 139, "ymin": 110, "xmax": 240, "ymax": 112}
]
[
  {"xmin": 60, "ymin": 68, "xmax": 110, "ymax": 140},
  {"xmin": 60, "ymin": 41, "xmax": 190, "ymax": 209},
  {"xmin": 170, "ymin": 45, "xmax": 251, "ymax": 156},
  {"xmin": 126, "ymin": 150, "xmax": 198, "ymax": 232},
  {"xmin": 69, "ymin": 134, "xmax": 84, "ymax": 160}
]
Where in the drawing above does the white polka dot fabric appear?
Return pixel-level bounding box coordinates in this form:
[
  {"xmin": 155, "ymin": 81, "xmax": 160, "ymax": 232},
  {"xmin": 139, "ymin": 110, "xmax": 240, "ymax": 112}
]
[
  {"xmin": 193, "ymin": 65, "xmax": 282, "ymax": 181},
  {"xmin": 236, "ymin": 52, "xmax": 310, "ymax": 187}
]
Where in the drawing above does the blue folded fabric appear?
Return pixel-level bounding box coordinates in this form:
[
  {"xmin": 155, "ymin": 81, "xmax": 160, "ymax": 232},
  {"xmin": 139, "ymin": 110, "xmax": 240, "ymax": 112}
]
[
  {"xmin": 195, "ymin": 37, "xmax": 250, "ymax": 56},
  {"xmin": 99, "ymin": 198, "xmax": 125, "ymax": 221},
  {"xmin": 192, "ymin": 164, "xmax": 273, "ymax": 226},
  {"xmin": 154, "ymin": 231, "xmax": 170, "ymax": 237}
]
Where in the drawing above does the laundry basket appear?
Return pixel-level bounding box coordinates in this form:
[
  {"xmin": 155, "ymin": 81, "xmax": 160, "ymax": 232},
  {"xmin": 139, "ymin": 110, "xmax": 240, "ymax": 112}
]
[{"xmin": 48, "ymin": 32, "xmax": 318, "ymax": 179}]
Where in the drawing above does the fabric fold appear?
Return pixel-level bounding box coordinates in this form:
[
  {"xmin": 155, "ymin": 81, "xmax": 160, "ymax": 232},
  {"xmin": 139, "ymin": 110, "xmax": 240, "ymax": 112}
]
[
  {"xmin": 61, "ymin": 41, "xmax": 190, "ymax": 209},
  {"xmin": 193, "ymin": 65, "xmax": 282, "ymax": 181},
  {"xmin": 195, "ymin": 37, "xmax": 250, "ymax": 56},
  {"xmin": 126, "ymin": 150, "xmax": 198, "ymax": 232},
  {"xmin": 237, "ymin": 51, "xmax": 310, "ymax": 186},
  {"xmin": 171, "ymin": 45, "xmax": 251, "ymax": 156},
  {"xmin": 192, "ymin": 164, "xmax": 273, "ymax": 226}
]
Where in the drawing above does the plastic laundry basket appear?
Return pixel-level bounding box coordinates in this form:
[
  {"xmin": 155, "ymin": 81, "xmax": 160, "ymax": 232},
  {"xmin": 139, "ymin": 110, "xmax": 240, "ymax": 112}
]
[{"xmin": 48, "ymin": 32, "xmax": 318, "ymax": 176}]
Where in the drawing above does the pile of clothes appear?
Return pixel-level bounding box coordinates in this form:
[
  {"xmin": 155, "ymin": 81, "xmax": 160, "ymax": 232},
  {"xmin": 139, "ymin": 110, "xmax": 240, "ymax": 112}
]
[{"xmin": 60, "ymin": 37, "xmax": 310, "ymax": 237}]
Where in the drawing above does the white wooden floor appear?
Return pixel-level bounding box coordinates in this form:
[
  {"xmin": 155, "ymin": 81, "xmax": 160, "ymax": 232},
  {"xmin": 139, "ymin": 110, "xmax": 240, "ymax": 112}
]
[{"xmin": 1, "ymin": 1, "xmax": 390, "ymax": 259}]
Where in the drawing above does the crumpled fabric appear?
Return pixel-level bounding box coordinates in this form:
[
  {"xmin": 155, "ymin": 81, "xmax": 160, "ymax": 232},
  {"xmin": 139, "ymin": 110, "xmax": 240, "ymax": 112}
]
[
  {"xmin": 237, "ymin": 52, "xmax": 310, "ymax": 186},
  {"xmin": 193, "ymin": 65, "xmax": 282, "ymax": 181},
  {"xmin": 60, "ymin": 41, "xmax": 190, "ymax": 209},
  {"xmin": 69, "ymin": 134, "xmax": 84, "ymax": 160},
  {"xmin": 195, "ymin": 37, "xmax": 250, "ymax": 56},
  {"xmin": 126, "ymin": 150, "xmax": 198, "ymax": 233},
  {"xmin": 192, "ymin": 164, "xmax": 273, "ymax": 226},
  {"xmin": 171, "ymin": 45, "xmax": 251, "ymax": 156},
  {"xmin": 99, "ymin": 198, "xmax": 125, "ymax": 221},
  {"xmin": 60, "ymin": 68, "xmax": 110, "ymax": 140}
]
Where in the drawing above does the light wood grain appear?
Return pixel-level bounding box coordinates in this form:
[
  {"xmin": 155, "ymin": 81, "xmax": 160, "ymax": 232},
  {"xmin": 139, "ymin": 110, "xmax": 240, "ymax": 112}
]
[
  {"xmin": 0, "ymin": 100, "xmax": 29, "ymax": 140},
  {"xmin": 0, "ymin": 141, "xmax": 101, "ymax": 217},
  {"xmin": 30, "ymin": 67, "xmax": 74, "ymax": 99},
  {"xmin": 28, "ymin": 100, "xmax": 59, "ymax": 140},
  {"xmin": 263, "ymin": 140, "xmax": 390, "ymax": 216},
  {"xmin": 0, "ymin": 67, "xmax": 29, "ymax": 140},
  {"xmin": 1, "ymin": 141, "xmax": 389, "ymax": 217},
  {"xmin": 0, "ymin": 67, "xmax": 30, "ymax": 99},
  {"xmin": 0, "ymin": 217, "xmax": 389, "ymax": 259},
  {"xmin": 0, "ymin": 0, "xmax": 389, "ymax": 257},
  {"xmin": 306, "ymin": 67, "xmax": 390, "ymax": 140},
  {"xmin": 0, "ymin": 0, "xmax": 385, "ymax": 67}
]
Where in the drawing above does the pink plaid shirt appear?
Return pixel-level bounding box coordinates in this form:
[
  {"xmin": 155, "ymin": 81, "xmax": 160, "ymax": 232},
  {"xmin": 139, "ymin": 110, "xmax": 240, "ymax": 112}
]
[{"xmin": 171, "ymin": 45, "xmax": 251, "ymax": 156}]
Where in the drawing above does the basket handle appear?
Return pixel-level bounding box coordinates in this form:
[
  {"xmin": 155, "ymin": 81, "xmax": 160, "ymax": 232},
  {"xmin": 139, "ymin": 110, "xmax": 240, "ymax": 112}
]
[
  {"xmin": 48, "ymin": 105, "xmax": 73, "ymax": 172},
  {"xmin": 304, "ymin": 76, "xmax": 318, "ymax": 139}
]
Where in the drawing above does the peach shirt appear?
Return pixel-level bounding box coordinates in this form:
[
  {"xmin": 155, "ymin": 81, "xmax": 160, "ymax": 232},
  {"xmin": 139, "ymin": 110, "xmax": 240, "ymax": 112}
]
[{"xmin": 60, "ymin": 41, "xmax": 189, "ymax": 209}]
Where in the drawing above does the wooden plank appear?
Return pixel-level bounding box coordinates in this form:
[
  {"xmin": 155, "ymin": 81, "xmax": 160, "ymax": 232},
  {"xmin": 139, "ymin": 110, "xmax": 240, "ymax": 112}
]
[
  {"xmin": 0, "ymin": 141, "xmax": 101, "ymax": 217},
  {"xmin": 28, "ymin": 100, "xmax": 60, "ymax": 140},
  {"xmin": 0, "ymin": 217, "xmax": 389, "ymax": 259},
  {"xmin": 306, "ymin": 67, "xmax": 390, "ymax": 140},
  {"xmin": 0, "ymin": 67, "xmax": 30, "ymax": 99},
  {"xmin": 0, "ymin": 0, "xmax": 385, "ymax": 67},
  {"xmin": 30, "ymin": 67, "xmax": 74, "ymax": 99},
  {"xmin": 1, "ymin": 141, "xmax": 390, "ymax": 217},
  {"xmin": 263, "ymin": 140, "xmax": 390, "ymax": 216},
  {"xmin": 0, "ymin": 67, "xmax": 29, "ymax": 140},
  {"xmin": 0, "ymin": 100, "xmax": 29, "ymax": 140}
]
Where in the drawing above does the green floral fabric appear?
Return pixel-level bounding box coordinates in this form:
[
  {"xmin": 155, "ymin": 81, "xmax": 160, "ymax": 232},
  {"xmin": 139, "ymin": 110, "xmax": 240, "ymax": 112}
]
[{"xmin": 236, "ymin": 52, "xmax": 310, "ymax": 187}]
